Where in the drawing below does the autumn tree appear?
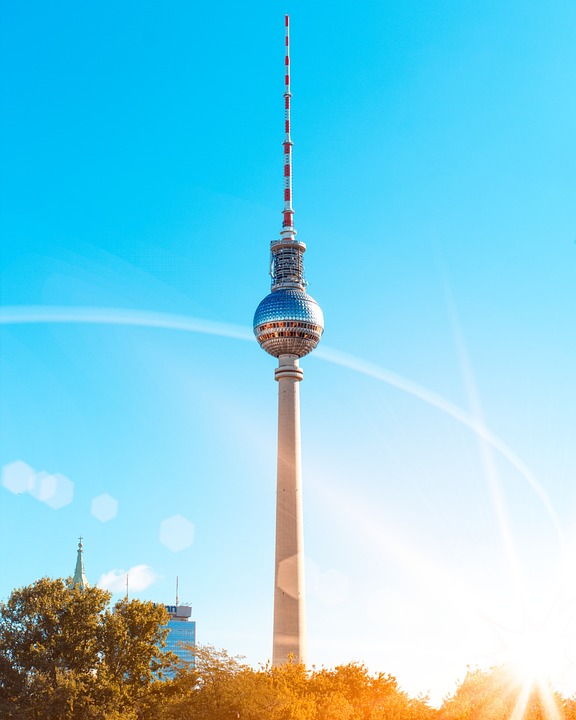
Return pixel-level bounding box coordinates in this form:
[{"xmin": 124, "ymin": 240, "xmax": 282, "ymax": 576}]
[
  {"xmin": 310, "ymin": 663, "xmax": 437, "ymax": 720},
  {"xmin": 156, "ymin": 648, "xmax": 438, "ymax": 720},
  {"xmin": 0, "ymin": 577, "xmax": 174, "ymax": 720},
  {"xmin": 440, "ymin": 666, "xmax": 565, "ymax": 720},
  {"xmin": 154, "ymin": 646, "xmax": 282, "ymax": 720}
]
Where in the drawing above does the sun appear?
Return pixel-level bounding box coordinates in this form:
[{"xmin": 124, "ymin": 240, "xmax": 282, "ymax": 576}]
[
  {"xmin": 490, "ymin": 621, "xmax": 569, "ymax": 720},
  {"xmin": 509, "ymin": 630, "xmax": 563, "ymax": 682},
  {"xmin": 501, "ymin": 619, "xmax": 569, "ymax": 692}
]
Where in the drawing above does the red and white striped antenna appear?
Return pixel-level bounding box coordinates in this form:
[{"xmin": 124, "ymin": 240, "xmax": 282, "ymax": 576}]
[
  {"xmin": 281, "ymin": 14, "xmax": 295, "ymax": 240},
  {"xmin": 269, "ymin": 14, "xmax": 306, "ymax": 290}
]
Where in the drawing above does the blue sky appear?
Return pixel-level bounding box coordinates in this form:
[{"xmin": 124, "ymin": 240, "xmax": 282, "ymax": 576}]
[{"xmin": 1, "ymin": 0, "xmax": 575, "ymax": 702}]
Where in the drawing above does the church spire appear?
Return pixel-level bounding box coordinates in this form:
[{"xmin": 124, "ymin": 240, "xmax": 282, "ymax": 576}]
[{"xmin": 71, "ymin": 536, "xmax": 89, "ymax": 590}]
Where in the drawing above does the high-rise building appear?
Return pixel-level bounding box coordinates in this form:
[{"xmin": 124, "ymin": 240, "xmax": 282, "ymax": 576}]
[
  {"xmin": 71, "ymin": 536, "xmax": 89, "ymax": 590},
  {"xmin": 253, "ymin": 15, "xmax": 324, "ymax": 666},
  {"xmin": 164, "ymin": 604, "xmax": 196, "ymax": 668}
]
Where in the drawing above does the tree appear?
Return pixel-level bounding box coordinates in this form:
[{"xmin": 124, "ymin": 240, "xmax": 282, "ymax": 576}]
[
  {"xmin": 155, "ymin": 645, "xmax": 280, "ymax": 720},
  {"xmin": 0, "ymin": 577, "xmax": 173, "ymax": 720},
  {"xmin": 440, "ymin": 666, "xmax": 565, "ymax": 720},
  {"xmin": 310, "ymin": 663, "xmax": 436, "ymax": 720},
  {"xmin": 97, "ymin": 597, "xmax": 174, "ymax": 714},
  {"xmin": 156, "ymin": 648, "xmax": 438, "ymax": 720}
]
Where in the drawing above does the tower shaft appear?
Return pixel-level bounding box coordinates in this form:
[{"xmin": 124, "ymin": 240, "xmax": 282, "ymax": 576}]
[{"xmin": 273, "ymin": 354, "xmax": 306, "ymax": 664}]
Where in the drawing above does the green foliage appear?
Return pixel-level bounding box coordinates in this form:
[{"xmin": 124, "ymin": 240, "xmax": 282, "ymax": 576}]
[{"xmin": 0, "ymin": 577, "xmax": 173, "ymax": 720}]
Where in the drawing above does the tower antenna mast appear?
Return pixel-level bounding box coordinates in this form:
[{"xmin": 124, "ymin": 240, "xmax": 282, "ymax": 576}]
[{"xmin": 282, "ymin": 14, "xmax": 295, "ymax": 240}]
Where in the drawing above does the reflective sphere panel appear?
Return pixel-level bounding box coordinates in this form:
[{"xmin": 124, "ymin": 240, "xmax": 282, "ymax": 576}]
[
  {"xmin": 254, "ymin": 289, "xmax": 324, "ymax": 327},
  {"xmin": 253, "ymin": 289, "xmax": 324, "ymax": 358}
]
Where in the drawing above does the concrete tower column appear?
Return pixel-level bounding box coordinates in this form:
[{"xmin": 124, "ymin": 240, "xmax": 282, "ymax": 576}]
[{"xmin": 273, "ymin": 353, "xmax": 306, "ymax": 664}]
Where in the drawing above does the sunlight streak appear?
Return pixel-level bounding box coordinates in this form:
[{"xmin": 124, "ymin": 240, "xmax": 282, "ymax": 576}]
[
  {"xmin": 507, "ymin": 674, "xmax": 562, "ymax": 720},
  {"xmin": 537, "ymin": 678, "xmax": 563, "ymax": 720},
  {"xmin": 315, "ymin": 345, "xmax": 564, "ymax": 553},
  {"xmin": 0, "ymin": 304, "xmax": 563, "ymax": 551},
  {"xmin": 449, "ymin": 308, "xmax": 524, "ymax": 603},
  {"xmin": 509, "ymin": 678, "xmax": 534, "ymax": 720},
  {"xmin": 0, "ymin": 305, "xmax": 254, "ymax": 341}
]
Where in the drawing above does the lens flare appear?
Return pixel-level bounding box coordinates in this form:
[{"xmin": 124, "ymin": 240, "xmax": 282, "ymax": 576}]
[{"xmin": 0, "ymin": 304, "xmax": 561, "ymax": 549}]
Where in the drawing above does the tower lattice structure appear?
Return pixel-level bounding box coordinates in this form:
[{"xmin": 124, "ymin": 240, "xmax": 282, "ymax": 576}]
[{"xmin": 253, "ymin": 15, "xmax": 324, "ymax": 666}]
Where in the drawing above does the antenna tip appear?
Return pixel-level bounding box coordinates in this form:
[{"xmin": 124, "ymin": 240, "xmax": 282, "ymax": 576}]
[{"xmin": 285, "ymin": 15, "xmax": 289, "ymax": 26}]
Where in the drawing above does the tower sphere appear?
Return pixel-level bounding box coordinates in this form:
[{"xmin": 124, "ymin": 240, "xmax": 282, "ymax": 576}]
[{"xmin": 253, "ymin": 288, "xmax": 324, "ymax": 358}]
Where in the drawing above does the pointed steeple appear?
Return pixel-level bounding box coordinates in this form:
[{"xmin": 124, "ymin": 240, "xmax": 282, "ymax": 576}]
[{"xmin": 71, "ymin": 536, "xmax": 89, "ymax": 590}]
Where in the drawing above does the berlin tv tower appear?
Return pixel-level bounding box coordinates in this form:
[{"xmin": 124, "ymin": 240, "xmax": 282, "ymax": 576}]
[{"xmin": 253, "ymin": 15, "xmax": 324, "ymax": 665}]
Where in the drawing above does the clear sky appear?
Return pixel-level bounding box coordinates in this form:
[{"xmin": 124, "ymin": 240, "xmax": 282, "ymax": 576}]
[{"xmin": 1, "ymin": 0, "xmax": 575, "ymax": 703}]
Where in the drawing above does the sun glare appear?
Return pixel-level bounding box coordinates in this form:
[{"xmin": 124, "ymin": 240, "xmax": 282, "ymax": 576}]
[{"xmin": 504, "ymin": 623, "xmax": 567, "ymax": 686}]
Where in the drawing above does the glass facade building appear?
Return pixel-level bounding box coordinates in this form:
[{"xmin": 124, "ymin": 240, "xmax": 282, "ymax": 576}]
[{"xmin": 164, "ymin": 605, "xmax": 196, "ymax": 669}]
